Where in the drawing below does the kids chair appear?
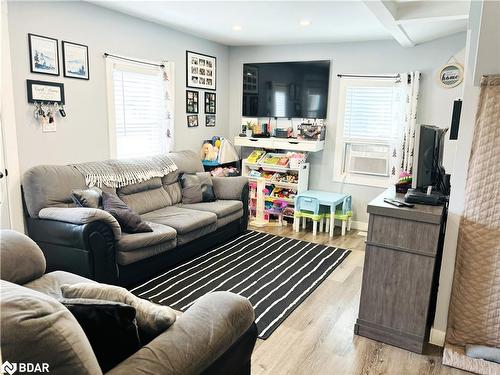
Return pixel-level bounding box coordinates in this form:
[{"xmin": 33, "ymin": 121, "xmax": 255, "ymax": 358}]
[
  {"xmin": 293, "ymin": 196, "xmax": 323, "ymax": 236},
  {"xmin": 320, "ymin": 196, "xmax": 353, "ymax": 236}
]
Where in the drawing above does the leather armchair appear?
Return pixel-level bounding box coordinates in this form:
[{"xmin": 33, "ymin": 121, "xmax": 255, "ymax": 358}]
[{"xmin": 0, "ymin": 230, "xmax": 258, "ymax": 375}]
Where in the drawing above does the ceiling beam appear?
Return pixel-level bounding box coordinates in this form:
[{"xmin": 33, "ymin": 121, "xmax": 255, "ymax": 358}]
[
  {"xmin": 396, "ymin": 1, "xmax": 469, "ymax": 25},
  {"xmin": 363, "ymin": 0, "xmax": 415, "ymax": 48}
]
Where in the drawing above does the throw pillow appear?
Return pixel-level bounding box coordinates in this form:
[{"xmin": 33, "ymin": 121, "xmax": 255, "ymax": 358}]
[
  {"xmin": 180, "ymin": 172, "xmax": 216, "ymax": 204},
  {"xmin": 71, "ymin": 187, "xmax": 102, "ymax": 208},
  {"xmin": 61, "ymin": 283, "xmax": 177, "ymax": 343},
  {"xmin": 102, "ymin": 192, "xmax": 152, "ymax": 233},
  {"xmin": 59, "ymin": 298, "xmax": 141, "ymax": 372}
]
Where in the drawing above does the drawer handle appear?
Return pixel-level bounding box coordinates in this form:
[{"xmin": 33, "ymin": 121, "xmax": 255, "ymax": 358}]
[
  {"xmin": 288, "ymin": 141, "xmax": 299, "ymax": 144},
  {"xmin": 249, "ymin": 139, "xmax": 258, "ymax": 142}
]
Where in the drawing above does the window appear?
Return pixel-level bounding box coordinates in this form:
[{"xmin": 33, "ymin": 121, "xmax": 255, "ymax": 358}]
[
  {"xmin": 334, "ymin": 77, "xmax": 402, "ymax": 187},
  {"xmin": 106, "ymin": 58, "xmax": 172, "ymax": 159}
]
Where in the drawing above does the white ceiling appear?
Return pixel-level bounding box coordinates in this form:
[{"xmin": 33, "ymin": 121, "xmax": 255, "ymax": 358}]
[{"xmin": 91, "ymin": 1, "xmax": 470, "ymax": 47}]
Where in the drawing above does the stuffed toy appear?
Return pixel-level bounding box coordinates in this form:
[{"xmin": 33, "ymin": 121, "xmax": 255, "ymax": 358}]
[{"xmin": 200, "ymin": 142, "xmax": 219, "ymax": 161}]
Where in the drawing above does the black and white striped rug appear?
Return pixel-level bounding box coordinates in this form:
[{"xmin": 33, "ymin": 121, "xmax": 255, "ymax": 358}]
[{"xmin": 131, "ymin": 231, "xmax": 350, "ymax": 339}]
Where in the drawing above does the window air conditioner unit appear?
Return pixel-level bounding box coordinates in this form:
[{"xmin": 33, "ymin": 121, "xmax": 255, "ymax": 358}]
[{"xmin": 345, "ymin": 143, "xmax": 390, "ymax": 177}]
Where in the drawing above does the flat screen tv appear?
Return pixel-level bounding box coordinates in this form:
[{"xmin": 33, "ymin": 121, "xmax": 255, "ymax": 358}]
[
  {"xmin": 413, "ymin": 124, "xmax": 448, "ymax": 193},
  {"xmin": 242, "ymin": 60, "xmax": 331, "ymax": 119}
]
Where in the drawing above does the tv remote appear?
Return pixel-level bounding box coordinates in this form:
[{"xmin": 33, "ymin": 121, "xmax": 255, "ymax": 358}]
[{"xmin": 384, "ymin": 198, "xmax": 414, "ymax": 208}]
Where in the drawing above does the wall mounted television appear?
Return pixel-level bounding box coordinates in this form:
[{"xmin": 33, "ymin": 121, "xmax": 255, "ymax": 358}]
[{"xmin": 242, "ymin": 60, "xmax": 331, "ymax": 119}]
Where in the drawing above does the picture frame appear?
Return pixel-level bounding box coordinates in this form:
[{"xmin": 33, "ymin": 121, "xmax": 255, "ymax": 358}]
[
  {"xmin": 438, "ymin": 63, "xmax": 464, "ymax": 88},
  {"xmin": 206, "ymin": 115, "xmax": 216, "ymax": 127},
  {"xmin": 186, "ymin": 90, "xmax": 199, "ymax": 113},
  {"xmin": 204, "ymin": 92, "xmax": 216, "ymax": 114},
  {"xmin": 28, "ymin": 33, "xmax": 60, "ymax": 76},
  {"xmin": 26, "ymin": 80, "xmax": 65, "ymax": 104},
  {"xmin": 62, "ymin": 41, "xmax": 89, "ymax": 80},
  {"xmin": 187, "ymin": 114, "xmax": 199, "ymax": 128},
  {"xmin": 186, "ymin": 50, "xmax": 216, "ymax": 91}
]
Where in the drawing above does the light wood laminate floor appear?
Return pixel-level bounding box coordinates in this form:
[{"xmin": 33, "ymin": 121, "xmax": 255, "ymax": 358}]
[{"xmin": 251, "ymin": 225, "xmax": 469, "ymax": 375}]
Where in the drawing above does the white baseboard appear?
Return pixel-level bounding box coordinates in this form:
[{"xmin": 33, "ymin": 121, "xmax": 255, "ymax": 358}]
[
  {"xmin": 430, "ymin": 328, "xmax": 446, "ymax": 347},
  {"xmin": 350, "ymin": 220, "xmax": 368, "ymax": 231},
  {"xmin": 332, "ymin": 219, "xmax": 368, "ymax": 232}
]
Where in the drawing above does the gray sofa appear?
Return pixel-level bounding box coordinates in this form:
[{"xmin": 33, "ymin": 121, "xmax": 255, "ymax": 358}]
[
  {"xmin": 22, "ymin": 150, "xmax": 248, "ymax": 286},
  {"xmin": 0, "ymin": 230, "xmax": 257, "ymax": 375}
]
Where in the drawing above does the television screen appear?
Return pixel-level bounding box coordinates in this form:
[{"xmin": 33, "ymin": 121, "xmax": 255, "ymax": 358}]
[
  {"xmin": 242, "ymin": 60, "xmax": 331, "ymax": 119},
  {"xmin": 414, "ymin": 124, "xmax": 447, "ymax": 191}
]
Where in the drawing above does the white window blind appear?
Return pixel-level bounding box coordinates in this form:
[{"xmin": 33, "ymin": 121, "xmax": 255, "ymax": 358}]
[
  {"xmin": 111, "ymin": 63, "xmax": 168, "ymax": 159},
  {"xmin": 343, "ymin": 86, "xmax": 398, "ymax": 140}
]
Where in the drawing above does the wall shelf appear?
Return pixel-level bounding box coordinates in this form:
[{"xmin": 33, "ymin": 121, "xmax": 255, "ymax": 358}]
[{"xmin": 234, "ymin": 136, "xmax": 324, "ymax": 152}]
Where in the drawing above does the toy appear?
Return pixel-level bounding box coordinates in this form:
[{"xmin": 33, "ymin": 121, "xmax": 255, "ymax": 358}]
[
  {"xmin": 210, "ymin": 166, "xmax": 240, "ymax": 177},
  {"xmin": 247, "ymin": 150, "xmax": 266, "ymax": 163},
  {"xmin": 248, "ymin": 170, "xmax": 262, "ymax": 178},
  {"xmin": 200, "ymin": 142, "xmax": 219, "ymax": 161},
  {"xmin": 265, "ymin": 199, "xmax": 288, "ymax": 226},
  {"xmin": 395, "ymin": 171, "xmax": 413, "ymax": 193},
  {"xmin": 277, "ymin": 156, "xmax": 289, "ymax": 166}
]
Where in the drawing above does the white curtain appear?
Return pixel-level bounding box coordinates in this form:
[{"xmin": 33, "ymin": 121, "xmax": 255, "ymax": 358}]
[
  {"xmin": 391, "ymin": 71, "xmax": 420, "ymax": 178},
  {"xmin": 160, "ymin": 62, "xmax": 174, "ymax": 152}
]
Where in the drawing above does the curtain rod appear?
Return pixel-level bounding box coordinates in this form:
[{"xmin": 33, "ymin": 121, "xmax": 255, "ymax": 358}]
[
  {"xmin": 104, "ymin": 53, "xmax": 165, "ymax": 68},
  {"xmin": 337, "ymin": 73, "xmax": 400, "ymax": 79}
]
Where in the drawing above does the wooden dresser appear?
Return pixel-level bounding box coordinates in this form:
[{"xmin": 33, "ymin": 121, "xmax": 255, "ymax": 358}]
[{"xmin": 355, "ymin": 188, "xmax": 447, "ymax": 353}]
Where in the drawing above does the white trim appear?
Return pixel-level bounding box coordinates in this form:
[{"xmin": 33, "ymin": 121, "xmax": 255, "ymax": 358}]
[
  {"xmin": 430, "ymin": 328, "xmax": 446, "ymax": 347},
  {"xmin": 105, "ymin": 58, "xmax": 117, "ymax": 158},
  {"xmin": 104, "ymin": 56, "xmax": 174, "ymax": 159},
  {"xmin": 0, "ymin": 1, "xmax": 24, "ymax": 232},
  {"xmin": 349, "ymin": 220, "xmax": 368, "ymax": 231},
  {"xmin": 333, "ymin": 77, "xmax": 399, "ymax": 188}
]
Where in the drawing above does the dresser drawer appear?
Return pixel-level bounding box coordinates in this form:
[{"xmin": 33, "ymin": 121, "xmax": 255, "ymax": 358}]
[{"xmin": 367, "ymin": 214, "xmax": 440, "ymax": 256}]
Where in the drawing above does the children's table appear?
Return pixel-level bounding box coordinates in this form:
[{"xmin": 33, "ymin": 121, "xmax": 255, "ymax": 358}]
[{"xmin": 295, "ymin": 190, "xmax": 352, "ymax": 237}]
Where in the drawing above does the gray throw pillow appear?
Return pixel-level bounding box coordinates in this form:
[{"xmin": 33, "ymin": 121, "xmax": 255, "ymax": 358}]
[
  {"xmin": 180, "ymin": 172, "xmax": 216, "ymax": 204},
  {"xmin": 71, "ymin": 187, "xmax": 102, "ymax": 208},
  {"xmin": 61, "ymin": 283, "xmax": 177, "ymax": 342},
  {"xmin": 102, "ymin": 192, "xmax": 152, "ymax": 233}
]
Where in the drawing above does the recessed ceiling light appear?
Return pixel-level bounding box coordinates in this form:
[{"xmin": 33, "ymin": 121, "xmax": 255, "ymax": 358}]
[
  {"xmin": 299, "ymin": 20, "xmax": 311, "ymax": 27},
  {"xmin": 232, "ymin": 25, "xmax": 242, "ymax": 31}
]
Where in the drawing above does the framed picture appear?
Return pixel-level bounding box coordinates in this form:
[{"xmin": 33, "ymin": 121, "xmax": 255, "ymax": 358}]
[
  {"xmin": 205, "ymin": 92, "xmax": 216, "ymax": 114},
  {"xmin": 26, "ymin": 80, "xmax": 65, "ymax": 104},
  {"xmin": 438, "ymin": 63, "xmax": 463, "ymax": 88},
  {"xmin": 186, "ymin": 90, "xmax": 199, "ymax": 113},
  {"xmin": 186, "ymin": 50, "xmax": 216, "ymax": 90},
  {"xmin": 28, "ymin": 33, "xmax": 59, "ymax": 76},
  {"xmin": 62, "ymin": 41, "xmax": 89, "ymax": 80},
  {"xmin": 187, "ymin": 114, "xmax": 199, "ymax": 128},
  {"xmin": 206, "ymin": 115, "xmax": 216, "ymax": 127}
]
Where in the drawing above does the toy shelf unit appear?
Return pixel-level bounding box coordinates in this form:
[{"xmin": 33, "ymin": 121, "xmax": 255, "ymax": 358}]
[
  {"xmin": 242, "ymin": 158, "xmax": 309, "ymax": 194},
  {"xmin": 243, "ymin": 150, "xmax": 309, "ymax": 227}
]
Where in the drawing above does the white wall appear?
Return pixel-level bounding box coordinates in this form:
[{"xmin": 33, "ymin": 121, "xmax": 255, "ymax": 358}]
[
  {"xmin": 7, "ymin": 1, "xmax": 230, "ymax": 173},
  {"xmin": 229, "ymin": 33, "xmax": 467, "ymax": 225}
]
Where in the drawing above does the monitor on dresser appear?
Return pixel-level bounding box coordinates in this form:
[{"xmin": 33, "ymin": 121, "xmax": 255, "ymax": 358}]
[{"xmin": 412, "ymin": 124, "xmax": 449, "ymax": 195}]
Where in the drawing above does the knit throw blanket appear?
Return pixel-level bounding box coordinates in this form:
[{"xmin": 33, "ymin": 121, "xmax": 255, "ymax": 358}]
[{"xmin": 71, "ymin": 155, "xmax": 178, "ymax": 188}]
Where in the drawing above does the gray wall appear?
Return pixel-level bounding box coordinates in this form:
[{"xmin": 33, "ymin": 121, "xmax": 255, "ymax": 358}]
[
  {"xmin": 8, "ymin": 1, "xmax": 229, "ymax": 172},
  {"xmin": 229, "ymin": 33, "xmax": 467, "ymax": 225}
]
